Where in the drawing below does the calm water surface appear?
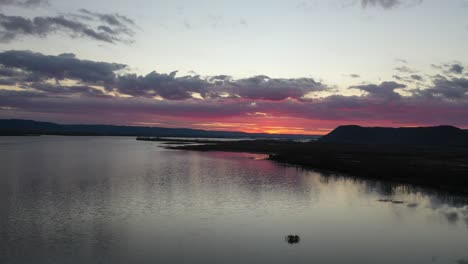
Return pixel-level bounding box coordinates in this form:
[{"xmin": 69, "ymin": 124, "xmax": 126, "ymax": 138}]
[{"xmin": 1, "ymin": 136, "xmax": 467, "ymax": 264}]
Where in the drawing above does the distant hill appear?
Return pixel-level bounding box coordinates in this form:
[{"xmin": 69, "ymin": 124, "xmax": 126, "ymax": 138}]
[
  {"xmin": 320, "ymin": 125, "xmax": 468, "ymax": 146},
  {"xmin": 0, "ymin": 119, "xmax": 318, "ymax": 139}
]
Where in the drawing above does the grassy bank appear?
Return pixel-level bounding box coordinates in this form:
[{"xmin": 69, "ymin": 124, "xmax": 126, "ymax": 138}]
[{"xmin": 157, "ymin": 139, "xmax": 468, "ymax": 193}]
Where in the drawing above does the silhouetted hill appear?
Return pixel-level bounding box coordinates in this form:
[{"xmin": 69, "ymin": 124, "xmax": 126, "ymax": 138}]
[
  {"xmin": 0, "ymin": 119, "xmax": 317, "ymax": 139},
  {"xmin": 320, "ymin": 125, "xmax": 468, "ymax": 146}
]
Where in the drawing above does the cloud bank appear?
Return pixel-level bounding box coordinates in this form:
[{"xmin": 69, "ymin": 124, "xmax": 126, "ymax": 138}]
[
  {"xmin": 360, "ymin": 0, "xmax": 423, "ymax": 9},
  {"xmin": 0, "ymin": 0, "xmax": 48, "ymax": 7},
  {"xmin": 0, "ymin": 50, "xmax": 327, "ymax": 101},
  {"xmin": 0, "ymin": 50, "xmax": 466, "ymax": 133},
  {"xmin": 0, "ymin": 8, "xmax": 136, "ymax": 43}
]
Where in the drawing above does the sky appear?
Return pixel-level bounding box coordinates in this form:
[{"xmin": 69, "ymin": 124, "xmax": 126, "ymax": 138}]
[{"xmin": 0, "ymin": 0, "xmax": 467, "ymax": 134}]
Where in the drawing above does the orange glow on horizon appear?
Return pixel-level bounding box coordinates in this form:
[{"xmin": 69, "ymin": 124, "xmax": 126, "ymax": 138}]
[
  {"xmin": 191, "ymin": 120, "xmax": 333, "ymax": 135},
  {"xmin": 130, "ymin": 114, "xmax": 445, "ymax": 136}
]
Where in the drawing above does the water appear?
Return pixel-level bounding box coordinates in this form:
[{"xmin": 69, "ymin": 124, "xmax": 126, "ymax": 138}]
[{"xmin": 1, "ymin": 136, "xmax": 467, "ymax": 264}]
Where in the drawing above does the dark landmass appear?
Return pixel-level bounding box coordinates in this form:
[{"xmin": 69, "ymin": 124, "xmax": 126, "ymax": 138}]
[
  {"xmin": 320, "ymin": 125, "xmax": 468, "ymax": 146},
  {"xmin": 0, "ymin": 119, "xmax": 319, "ymax": 139},
  {"xmin": 136, "ymin": 137, "xmax": 224, "ymax": 144},
  {"xmin": 164, "ymin": 126, "xmax": 468, "ymax": 193}
]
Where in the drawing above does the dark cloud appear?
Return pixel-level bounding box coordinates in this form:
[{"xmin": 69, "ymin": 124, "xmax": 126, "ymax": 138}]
[
  {"xmin": 410, "ymin": 74, "xmax": 424, "ymax": 81},
  {"xmin": 420, "ymin": 77, "xmax": 468, "ymax": 99},
  {"xmin": 0, "ymin": 0, "xmax": 48, "ymax": 7},
  {"xmin": 449, "ymin": 64, "xmax": 464, "ymax": 75},
  {"xmin": 392, "ymin": 74, "xmax": 422, "ymax": 83},
  {"xmin": 348, "ymin": 74, "xmax": 361, "ymax": 78},
  {"xmin": 79, "ymin": 9, "xmax": 135, "ymax": 26},
  {"xmin": 78, "ymin": 9, "xmax": 135, "ymax": 36},
  {"xmin": 0, "ymin": 91, "xmax": 249, "ymax": 120},
  {"xmin": 352, "ymin": 81, "xmax": 406, "ymax": 99},
  {"xmin": 0, "ymin": 50, "xmax": 191, "ymax": 100},
  {"xmin": 360, "ymin": 0, "xmax": 422, "ymax": 9},
  {"xmin": 0, "ymin": 65, "xmax": 22, "ymax": 77},
  {"xmin": 0, "ymin": 10, "xmax": 135, "ymax": 43},
  {"xmin": 0, "ymin": 78, "xmax": 15, "ymax": 85},
  {"xmin": 0, "ymin": 50, "xmax": 126, "ymax": 84},
  {"xmin": 115, "ymin": 71, "xmax": 209, "ymax": 100},
  {"xmin": 396, "ymin": 58, "xmax": 408, "ymax": 64},
  {"xmin": 114, "ymin": 73, "xmax": 326, "ymax": 101},
  {"xmin": 361, "ymin": 0, "xmax": 401, "ymax": 9},
  {"xmin": 30, "ymin": 82, "xmax": 110, "ymax": 98},
  {"xmin": 208, "ymin": 74, "xmax": 231, "ymax": 84},
  {"xmin": 0, "ymin": 50, "xmax": 327, "ymax": 101},
  {"xmin": 394, "ymin": 66, "xmax": 416, "ymax": 73},
  {"xmin": 222, "ymin": 75, "xmax": 326, "ymax": 101}
]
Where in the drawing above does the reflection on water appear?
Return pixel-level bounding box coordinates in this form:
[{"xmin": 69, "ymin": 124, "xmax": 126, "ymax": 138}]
[{"xmin": 0, "ymin": 136, "xmax": 467, "ymax": 264}]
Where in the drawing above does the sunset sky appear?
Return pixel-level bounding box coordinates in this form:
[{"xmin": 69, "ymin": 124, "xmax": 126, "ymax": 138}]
[{"xmin": 0, "ymin": 0, "xmax": 467, "ymax": 134}]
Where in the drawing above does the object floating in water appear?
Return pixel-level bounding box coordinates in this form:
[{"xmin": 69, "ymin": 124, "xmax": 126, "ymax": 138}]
[{"xmin": 285, "ymin": 235, "xmax": 300, "ymax": 244}]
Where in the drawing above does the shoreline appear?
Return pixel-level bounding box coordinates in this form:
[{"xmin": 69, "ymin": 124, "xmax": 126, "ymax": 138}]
[{"xmin": 146, "ymin": 138, "xmax": 468, "ymax": 194}]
